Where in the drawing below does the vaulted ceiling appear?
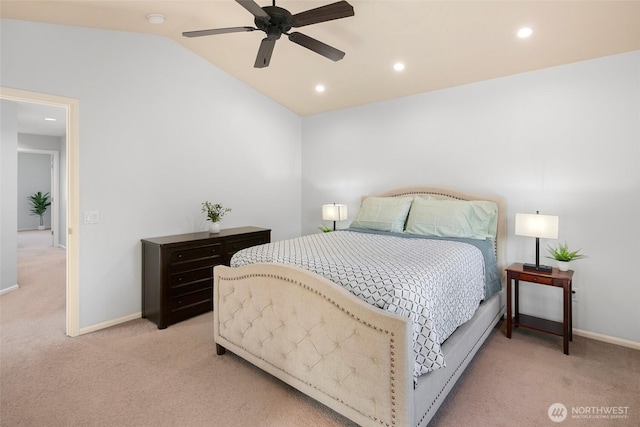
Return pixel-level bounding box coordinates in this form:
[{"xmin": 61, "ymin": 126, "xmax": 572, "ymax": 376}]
[{"xmin": 2, "ymin": 1, "xmax": 639, "ymax": 116}]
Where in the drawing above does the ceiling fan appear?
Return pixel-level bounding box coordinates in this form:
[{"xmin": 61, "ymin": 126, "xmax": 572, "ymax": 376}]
[{"xmin": 182, "ymin": 0, "xmax": 354, "ymax": 68}]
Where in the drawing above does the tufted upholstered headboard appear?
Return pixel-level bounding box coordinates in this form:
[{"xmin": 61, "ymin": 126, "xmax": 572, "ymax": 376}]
[{"xmin": 363, "ymin": 186, "xmax": 507, "ymax": 287}]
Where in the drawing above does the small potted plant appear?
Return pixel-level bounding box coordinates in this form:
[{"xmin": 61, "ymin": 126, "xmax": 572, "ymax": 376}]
[
  {"xmin": 546, "ymin": 242, "xmax": 586, "ymax": 271},
  {"xmin": 318, "ymin": 225, "xmax": 332, "ymax": 233},
  {"xmin": 28, "ymin": 191, "xmax": 51, "ymax": 230},
  {"xmin": 202, "ymin": 201, "xmax": 231, "ymax": 234}
]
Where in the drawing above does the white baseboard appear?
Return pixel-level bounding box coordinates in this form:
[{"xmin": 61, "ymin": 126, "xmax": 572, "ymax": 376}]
[
  {"xmin": 78, "ymin": 312, "xmax": 142, "ymax": 335},
  {"xmin": 573, "ymin": 328, "xmax": 640, "ymax": 351},
  {"xmin": 0, "ymin": 284, "xmax": 19, "ymax": 296}
]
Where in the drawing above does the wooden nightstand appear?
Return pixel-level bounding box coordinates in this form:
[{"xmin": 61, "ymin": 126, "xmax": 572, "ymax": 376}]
[{"xmin": 505, "ymin": 262, "xmax": 574, "ymax": 354}]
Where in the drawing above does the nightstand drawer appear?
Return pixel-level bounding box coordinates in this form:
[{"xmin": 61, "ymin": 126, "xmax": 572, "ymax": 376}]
[
  {"xmin": 171, "ymin": 244, "xmax": 222, "ymax": 264},
  {"xmin": 518, "ymin": 273, "xmax": 554, "ymax": 285}
]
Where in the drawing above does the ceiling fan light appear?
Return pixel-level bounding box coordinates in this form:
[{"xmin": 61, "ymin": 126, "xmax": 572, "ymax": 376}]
[
  {"xmin": 315, "ymin": 84, "xmax": 326, "ymax": 93},
  {"xmin": 393, "ymin": 62, "xmax": 405, "ymax": 71}
]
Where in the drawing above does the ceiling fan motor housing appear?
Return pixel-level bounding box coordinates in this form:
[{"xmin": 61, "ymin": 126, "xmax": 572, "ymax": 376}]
[{"xmin": 256, "ymin": 6, "xmax": 293, "ymax": 38}]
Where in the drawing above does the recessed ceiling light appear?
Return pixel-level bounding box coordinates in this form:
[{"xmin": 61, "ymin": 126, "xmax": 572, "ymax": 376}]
[
  {"xmin": 517, "ymin": 27, "xmax": 533, "ymax": 38},
  {"xmin": 393, "ymin": 62, "xmax": 405, "ymax": 72},
  {"xmin": 44, "ymin": 117, "xmax": 57, "ymax": 121},
  {"xmin": 315, "ymin": 84, "xmax": 325, "ymax": 93},
  {"xmin": 146, "ymin": 14, "xmax": 165, "ymax": 24}
]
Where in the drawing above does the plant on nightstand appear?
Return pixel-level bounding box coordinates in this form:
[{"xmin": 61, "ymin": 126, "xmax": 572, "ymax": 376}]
[
  {"xmin": 546, "ymin": 242, "xmax": 586, "ymax": 271},
  {"xmin": 202, "ymin": 201, "xmax": 231, "ymax": 234},
  {"xmin": 318, "ymin": 225, "xmax": 332, "ymax": 233},
  {"xmin": 28, "ymin": 191, "xmax": 51, "ymax": 230}
]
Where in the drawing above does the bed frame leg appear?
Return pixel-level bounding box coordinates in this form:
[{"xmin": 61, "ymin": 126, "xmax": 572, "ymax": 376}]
[{"xmin": 216, "ymin": 344, "xmax": 226, "ymax": 355}]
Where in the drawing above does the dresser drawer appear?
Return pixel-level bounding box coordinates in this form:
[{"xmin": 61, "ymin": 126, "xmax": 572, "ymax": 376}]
[
  {"xmin": 169, "ymin": 267, "xmax": 213, "ymax": 294},
  {"xmin": 169, "ymin": 288, "xmax": 212, "ymax": 312},
  {"xmin": 170, "ymin": 243, "xmax": 222, "ymax": 264},
  {"xmin": 518, "ymin": 273, "xmax": 554, "ymax": 285},
  {"xmin": 227, "ymin": 234, "xmax": 269, "ymax": 255}
]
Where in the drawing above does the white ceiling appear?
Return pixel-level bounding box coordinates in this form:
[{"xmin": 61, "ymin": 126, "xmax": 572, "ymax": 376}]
[
  {"xmin": 13, "ymin": 101, "xmax": 67, "ymax": 137},
  {"xmin": 2, "ymin": 1, "xmax": 639, "ymax": 116}
]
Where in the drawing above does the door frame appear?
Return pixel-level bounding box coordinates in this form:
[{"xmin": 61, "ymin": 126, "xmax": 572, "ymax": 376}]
[{"xmin": 1, "ymin": 87, "xmax": 80, "ymax": 337}]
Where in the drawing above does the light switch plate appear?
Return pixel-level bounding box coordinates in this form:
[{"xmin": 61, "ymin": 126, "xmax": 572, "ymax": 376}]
[{"xmin": 84, "ymin": 211, "xmax": 99, "ymax": 224}]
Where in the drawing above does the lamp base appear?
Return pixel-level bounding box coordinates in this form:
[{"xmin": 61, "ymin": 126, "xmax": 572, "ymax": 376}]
[{"xmin": 522, "ymin": 263, "xmax": 553, "ymax": 274}]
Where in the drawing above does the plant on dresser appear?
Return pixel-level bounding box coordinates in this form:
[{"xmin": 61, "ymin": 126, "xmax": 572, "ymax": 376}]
[
  {"xmin": 202, "ymin": 201, "xmax": 231, "ymax": 234},
  {"xmin": 141, "ymin": 226, "xmax": 270, "ymax": 329}
]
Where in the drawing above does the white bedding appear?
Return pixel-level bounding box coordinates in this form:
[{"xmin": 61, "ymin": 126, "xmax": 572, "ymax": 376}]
[{"xmin": 230, "ymin": 230, "xmax": 486, "ymax": 379}]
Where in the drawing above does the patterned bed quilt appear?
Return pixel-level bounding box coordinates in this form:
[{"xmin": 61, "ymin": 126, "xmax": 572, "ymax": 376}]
[{"xmin": 230, "ymin": 229, "xmax": 501, "ymax": 379}]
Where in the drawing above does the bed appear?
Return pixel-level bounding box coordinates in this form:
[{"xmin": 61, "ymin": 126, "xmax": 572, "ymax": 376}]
[{"xmin": 213, "ymin": 186, "xmax": 506, "ymax": 426}]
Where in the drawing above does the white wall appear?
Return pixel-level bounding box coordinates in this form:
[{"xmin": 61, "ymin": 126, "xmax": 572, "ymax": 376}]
[
  {"xmin": 1, "ymin": 19, "xmax": 302, "ymax": 329},
  {"xmin": 0, "ymin": 100, "xmax": 18, "ymax": 292},
  {"xmin": 302, "ymin": 51, "xmax": 640, "ymax": 343}
]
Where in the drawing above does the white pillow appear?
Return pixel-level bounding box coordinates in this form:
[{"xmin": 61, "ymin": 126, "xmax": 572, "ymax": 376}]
[
  {"xmin": 350, "ymin": 196, "xmax": 414, "ymax": 233},
  {"xmin": 405, "ymin": 196, "xmax": 497, "ymax": 240}
]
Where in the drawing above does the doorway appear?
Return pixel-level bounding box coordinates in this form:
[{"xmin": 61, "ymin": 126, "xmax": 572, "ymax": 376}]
[
  {"xmin": 18, "ymin": 149, "xmax": 61, "ymax": 247},
  {"xmin": 1, "ymin": 87, "xmax": 80, "ymax": 337}
]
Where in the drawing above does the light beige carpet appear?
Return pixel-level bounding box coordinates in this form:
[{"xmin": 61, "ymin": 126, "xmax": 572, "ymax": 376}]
[{"xmin": 2, "ymin": 231, "xmax": 639, "ymax": 426}]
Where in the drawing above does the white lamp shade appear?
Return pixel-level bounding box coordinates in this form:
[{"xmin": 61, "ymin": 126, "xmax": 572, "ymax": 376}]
[
  {"xmin": 515, "ymin": 213, "xmax": 559, "ymax": 239},
  {"xmin": 322, "ymin": 204, "xmax": 348, "ymax": 221}
]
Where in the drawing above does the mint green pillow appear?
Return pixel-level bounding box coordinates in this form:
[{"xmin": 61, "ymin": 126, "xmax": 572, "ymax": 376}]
[
  {"xmin": 405, "ymin": 197, "xmax": 497, "ymax": 240},
  {"xmin": 350, "ymin": 196, "xmax": 414, "ymax": 233}
]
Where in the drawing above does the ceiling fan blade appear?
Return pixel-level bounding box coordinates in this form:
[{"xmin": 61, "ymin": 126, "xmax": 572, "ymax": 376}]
[
  {"xmin": 291, "ymin": 1, "xmax": 354, "ymax": 28},
  {"xmin": 236, "ymin": 0, "xmax": 271, "ymax": 22},
  {"xmin": 254, "ymin": 37, "xmax": 277, "ymax": 68},
  {"xmin": 288, "ymin": 32, "xmax": 345, "ymax": 62},
  {"xmin": 182, "ymin": 27, "xmax": 256, "ymax": 37}
]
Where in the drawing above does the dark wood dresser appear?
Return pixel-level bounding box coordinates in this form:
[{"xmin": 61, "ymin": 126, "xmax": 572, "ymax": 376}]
[{"xmin": 141, "ymin": 226, "xmax": 270, "ymax": 329}]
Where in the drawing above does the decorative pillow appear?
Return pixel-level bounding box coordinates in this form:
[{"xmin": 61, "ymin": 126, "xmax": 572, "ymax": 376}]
[
  {"xmin": 405, "ymin": 196, "xmax": 498, "ymax": 240},
  {"xmin": 350, "ymin": 196, "xmax": 414, "ymax": 233}
]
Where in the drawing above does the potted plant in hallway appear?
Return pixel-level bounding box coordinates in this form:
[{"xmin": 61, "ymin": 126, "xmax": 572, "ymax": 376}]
[
  {"xmin": 546, "ymin": 242, "xmax": 586, "ymax": 271},
  {"xmin": 28, "ymin": 191, "xmax": 51, "ymax": 230},
  {"xmin": 202, "ymin": 201, "xmax": 231, "ymax": 234}
]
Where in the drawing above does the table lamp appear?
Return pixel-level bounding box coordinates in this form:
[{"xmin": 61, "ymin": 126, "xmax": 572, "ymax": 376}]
[
  {"xmin": 515, "ymin": 211, "xmax": 559, "ymax": 273},
  {"xmin": 322, "ymin": 203, "xmax": 348, "ymax": 231}
]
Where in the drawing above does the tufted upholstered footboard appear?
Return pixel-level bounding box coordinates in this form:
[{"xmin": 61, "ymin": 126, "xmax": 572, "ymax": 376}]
[{"xmin": 214, "ymin": 262, "xmax": 415, "ymax": 427}]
